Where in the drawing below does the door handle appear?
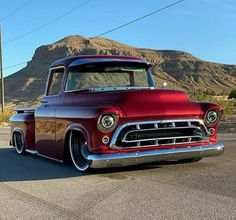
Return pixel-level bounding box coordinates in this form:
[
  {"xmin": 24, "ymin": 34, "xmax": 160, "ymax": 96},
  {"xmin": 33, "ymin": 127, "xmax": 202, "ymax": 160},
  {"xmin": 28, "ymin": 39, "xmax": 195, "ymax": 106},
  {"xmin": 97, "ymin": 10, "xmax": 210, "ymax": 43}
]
[{"xmin": 40, "ymin": 100, "xmax": 48, "ymax": 104}]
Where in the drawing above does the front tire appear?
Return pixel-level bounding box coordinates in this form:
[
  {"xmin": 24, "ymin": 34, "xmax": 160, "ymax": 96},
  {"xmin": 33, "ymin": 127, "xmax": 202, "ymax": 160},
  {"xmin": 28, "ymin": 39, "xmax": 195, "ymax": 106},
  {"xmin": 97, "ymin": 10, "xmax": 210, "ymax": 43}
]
[
  {"xmin": 13, "ymin": 132, "xmax": 25, "ymax": 154},
  {"xmin": 69, "ymin": 131, "xmax": 91, "ymax": 172}
]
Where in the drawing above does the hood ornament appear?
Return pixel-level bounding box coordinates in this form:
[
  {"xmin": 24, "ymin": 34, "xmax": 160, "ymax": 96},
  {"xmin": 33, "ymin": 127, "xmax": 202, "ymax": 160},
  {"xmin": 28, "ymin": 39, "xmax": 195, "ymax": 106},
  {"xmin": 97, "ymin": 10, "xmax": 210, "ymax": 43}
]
[{"xmin": 161, "ymin": 82, "xmax": 168, "ymax": 88}]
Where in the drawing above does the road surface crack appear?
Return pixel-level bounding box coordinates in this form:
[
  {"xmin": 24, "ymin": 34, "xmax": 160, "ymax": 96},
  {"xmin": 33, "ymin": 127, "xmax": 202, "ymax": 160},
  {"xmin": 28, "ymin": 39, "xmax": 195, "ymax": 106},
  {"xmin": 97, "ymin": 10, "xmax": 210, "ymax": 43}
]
[{"xmin": 0, "ymin": 183, "xmax": 83, "ymax": 219}]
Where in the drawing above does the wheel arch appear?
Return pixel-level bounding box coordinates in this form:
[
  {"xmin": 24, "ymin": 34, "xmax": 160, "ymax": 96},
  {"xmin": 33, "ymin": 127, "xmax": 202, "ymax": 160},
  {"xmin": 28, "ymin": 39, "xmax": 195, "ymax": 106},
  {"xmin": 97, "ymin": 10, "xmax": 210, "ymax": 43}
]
[
  {"xmin": 12, "ymin": 127, "xmax": 25, "ymax": 147},
  {"xmin": 63, "ymin": 124, "xmax": 90, "ymax": 162}
]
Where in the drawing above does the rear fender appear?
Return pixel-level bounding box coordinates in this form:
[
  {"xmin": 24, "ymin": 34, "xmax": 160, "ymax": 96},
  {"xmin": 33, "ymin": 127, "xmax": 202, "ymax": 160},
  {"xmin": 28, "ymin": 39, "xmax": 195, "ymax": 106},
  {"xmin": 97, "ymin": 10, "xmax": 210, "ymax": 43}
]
[{"xmin": 10, "ymin": 112, "xmax": 35, "ymax": 149}]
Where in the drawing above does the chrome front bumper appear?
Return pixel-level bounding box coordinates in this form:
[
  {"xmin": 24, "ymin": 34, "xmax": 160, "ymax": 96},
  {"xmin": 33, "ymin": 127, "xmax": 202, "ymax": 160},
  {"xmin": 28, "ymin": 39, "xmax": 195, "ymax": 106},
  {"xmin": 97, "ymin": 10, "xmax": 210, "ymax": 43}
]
[{"xmin": 87, "ymin": 143, "xmax": 224, "ymax": 169}]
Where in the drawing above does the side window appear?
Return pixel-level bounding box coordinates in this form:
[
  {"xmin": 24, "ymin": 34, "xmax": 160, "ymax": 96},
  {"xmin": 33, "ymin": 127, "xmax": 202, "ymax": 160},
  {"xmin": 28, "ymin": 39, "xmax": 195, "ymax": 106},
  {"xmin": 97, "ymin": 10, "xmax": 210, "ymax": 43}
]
[{"xmin": 47, "ymin": 68, "xmax": 64, "ymax": 96}]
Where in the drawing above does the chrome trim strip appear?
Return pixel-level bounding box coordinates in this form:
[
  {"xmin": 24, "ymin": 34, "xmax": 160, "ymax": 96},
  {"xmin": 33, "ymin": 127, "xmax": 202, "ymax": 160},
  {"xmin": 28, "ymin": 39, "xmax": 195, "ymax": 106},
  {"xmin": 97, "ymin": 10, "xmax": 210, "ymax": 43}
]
[
  {"xmin": 15, "ymin": 107, "xmax": 36, "ymax": 113},
  {"xmin": 109, "ymin": 119, "xmax": 209, "ymax": 149},
  {"xmin": 64, "ymin": 88, "xmax": 89, "ymax": 93},
  {"xmin": 38, "ymin": 153, "xmax": 63, "ymax": 163},
  {"xmin": 88, "ymin": 143, "xmax": 224, "ymax": 169},
  {"xmin": 48, "ymin": 65, "xmax": 65, "ymax": 71},
  {"xmin": 25, "ymin": 149, "xmax": 38, "ymax": 154},
  {"xmin": 89, "ymin": 86, "xmax": 154, "ymax": 93},
  {"xmin": 24, "ymin": 150, "xmax": 63, "ymax": 162}
]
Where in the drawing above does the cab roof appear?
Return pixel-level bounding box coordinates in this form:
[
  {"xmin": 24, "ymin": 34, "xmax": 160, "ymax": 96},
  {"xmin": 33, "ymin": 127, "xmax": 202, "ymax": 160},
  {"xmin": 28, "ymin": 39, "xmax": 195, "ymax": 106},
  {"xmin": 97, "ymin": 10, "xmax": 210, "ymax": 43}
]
[{"xmin": 50, "ymin": 55, "xmax": 149, "ymax": 69}]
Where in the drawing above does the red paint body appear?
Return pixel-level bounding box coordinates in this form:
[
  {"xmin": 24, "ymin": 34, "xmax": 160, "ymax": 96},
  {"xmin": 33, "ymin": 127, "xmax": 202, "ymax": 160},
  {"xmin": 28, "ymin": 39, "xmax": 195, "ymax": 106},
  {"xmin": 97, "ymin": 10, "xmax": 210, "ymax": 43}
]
[{"xmin": 10, "ymin": 55, "xmax": 223, "ymax": 162}]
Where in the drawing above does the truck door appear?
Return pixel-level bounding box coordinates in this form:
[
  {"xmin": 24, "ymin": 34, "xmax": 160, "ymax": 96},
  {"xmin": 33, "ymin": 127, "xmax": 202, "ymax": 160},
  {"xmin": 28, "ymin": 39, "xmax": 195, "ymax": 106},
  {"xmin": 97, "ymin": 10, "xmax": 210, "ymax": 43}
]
[{"xmin": 35, "ymin": 67, "xmax": 65, "ymax": 160}]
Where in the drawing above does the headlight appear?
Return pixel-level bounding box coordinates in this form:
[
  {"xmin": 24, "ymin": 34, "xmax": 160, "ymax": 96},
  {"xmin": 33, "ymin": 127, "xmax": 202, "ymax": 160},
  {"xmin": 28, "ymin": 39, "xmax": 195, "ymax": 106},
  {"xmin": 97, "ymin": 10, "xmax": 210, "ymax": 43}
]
[
  {"xmin": 101, "ymin": 115, "xmax": 114, "ymax": 129},
  {"xmin": 206, "ymin": 110, "xmax": 218, "ymax": 124},
  {"xmin": 98, "ymin": 114, "xmax": 119, "ymax": 132}
]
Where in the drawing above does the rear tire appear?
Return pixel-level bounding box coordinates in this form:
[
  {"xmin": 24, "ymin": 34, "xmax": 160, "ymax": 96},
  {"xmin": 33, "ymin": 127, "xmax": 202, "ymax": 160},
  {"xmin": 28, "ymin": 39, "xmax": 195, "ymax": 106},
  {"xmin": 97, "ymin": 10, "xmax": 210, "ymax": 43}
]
[
  {"xmin": 69, "ymin": 131, "xmax": 91, "ymax": 172},
  {"xmin": 13, "ymin": 132, "xmax": 26, "ymax": 154}
]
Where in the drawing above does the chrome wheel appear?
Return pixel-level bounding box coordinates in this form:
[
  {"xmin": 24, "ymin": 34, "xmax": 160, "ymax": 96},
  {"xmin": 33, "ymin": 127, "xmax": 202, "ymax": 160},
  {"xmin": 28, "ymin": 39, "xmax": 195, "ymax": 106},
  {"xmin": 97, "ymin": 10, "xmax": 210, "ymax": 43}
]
[
  {"xmin": 13, "ymin": 132, "xmax": 25, "ymax": 154},
  {"xmin": 69, "ymin": 131, "xmax": 91, "ymax": 172}
]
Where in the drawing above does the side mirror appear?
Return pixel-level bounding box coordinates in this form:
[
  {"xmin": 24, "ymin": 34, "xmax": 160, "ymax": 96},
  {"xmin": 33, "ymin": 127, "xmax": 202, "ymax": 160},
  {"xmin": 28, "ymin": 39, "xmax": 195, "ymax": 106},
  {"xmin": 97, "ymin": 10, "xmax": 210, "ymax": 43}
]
[{"xmin": 162, "ymin": 82, "xmax": 168, "ymax": 88}]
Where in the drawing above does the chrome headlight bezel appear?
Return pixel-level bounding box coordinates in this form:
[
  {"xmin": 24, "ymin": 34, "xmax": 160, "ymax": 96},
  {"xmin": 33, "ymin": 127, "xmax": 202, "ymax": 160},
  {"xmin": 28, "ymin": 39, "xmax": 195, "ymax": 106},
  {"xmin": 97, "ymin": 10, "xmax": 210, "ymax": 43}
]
[
  {"xmin": 205, "ymin": 110, "xmax": 219, "ymax": 126},
  {"xmin": 101, "ymin": 115, "xmax": 115, "ymax": 129},
  {"xmin": 97, "ymin": 114, "xmax": 119, "ymax": 132}
]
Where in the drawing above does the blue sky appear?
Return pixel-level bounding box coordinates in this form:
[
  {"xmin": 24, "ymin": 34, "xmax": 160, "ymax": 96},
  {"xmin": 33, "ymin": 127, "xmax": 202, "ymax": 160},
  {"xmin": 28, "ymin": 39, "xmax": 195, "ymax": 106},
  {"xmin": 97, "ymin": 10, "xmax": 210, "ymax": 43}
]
[{"xmin": 0, "ymin": 0, "xmax": 235, "ymax": 77}]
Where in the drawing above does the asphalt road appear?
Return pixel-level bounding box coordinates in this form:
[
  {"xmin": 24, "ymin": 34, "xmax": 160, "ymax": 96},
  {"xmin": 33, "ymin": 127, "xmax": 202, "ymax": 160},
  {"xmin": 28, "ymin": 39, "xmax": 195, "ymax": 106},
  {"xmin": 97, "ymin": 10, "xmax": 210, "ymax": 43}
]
[{"xmin": 0, "ymin": 127, "xmax": 235, "ymax": 220}]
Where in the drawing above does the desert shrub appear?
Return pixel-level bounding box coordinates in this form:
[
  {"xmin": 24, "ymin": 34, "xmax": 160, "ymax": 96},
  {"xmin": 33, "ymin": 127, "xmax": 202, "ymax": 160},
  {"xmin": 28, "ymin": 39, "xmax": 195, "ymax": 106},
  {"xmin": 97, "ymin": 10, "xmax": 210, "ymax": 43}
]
[
  {"xmin": 0, "ymin": 109, "xmax": 14, "ymax": 124},
  {"xmin": 190, "ymin": 89, "xmax": 235, "ymax": 115},
  {"xmin": 228, "ymin": 89, "xmax": 236, "ymax": 99},
  {"xmin": 213, "ymin": 99, "xmax": 236, "ymax": 115}
]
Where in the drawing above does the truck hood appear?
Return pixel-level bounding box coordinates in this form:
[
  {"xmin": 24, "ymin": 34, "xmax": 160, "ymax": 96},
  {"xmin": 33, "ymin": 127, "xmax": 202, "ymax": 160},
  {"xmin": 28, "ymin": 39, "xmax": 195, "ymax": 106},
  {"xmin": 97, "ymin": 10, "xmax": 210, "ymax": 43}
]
[
  {"xmin": 75, "ymin": 89, "xmax": 203, "ymax": 120},
  {"xmin": 111, "ymin": 89, "xmax": 202, "ymax": 119}
]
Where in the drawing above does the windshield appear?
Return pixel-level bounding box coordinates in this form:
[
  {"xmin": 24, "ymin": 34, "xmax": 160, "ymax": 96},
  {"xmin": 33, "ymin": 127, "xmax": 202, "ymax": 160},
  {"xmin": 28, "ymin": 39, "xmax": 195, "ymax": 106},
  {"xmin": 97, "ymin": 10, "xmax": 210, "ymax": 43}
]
[{"xmin": 65, "ymin": 62, "xmax": 155, "ymax": 91}]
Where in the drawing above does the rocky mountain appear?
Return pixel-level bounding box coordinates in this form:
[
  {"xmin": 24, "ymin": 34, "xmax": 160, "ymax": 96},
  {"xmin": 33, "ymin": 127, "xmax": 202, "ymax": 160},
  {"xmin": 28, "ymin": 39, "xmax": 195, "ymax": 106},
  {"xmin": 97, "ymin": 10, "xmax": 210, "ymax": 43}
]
[{"xmin": 3, "ymin": 35, "xmax": 236, "ymax": 105}]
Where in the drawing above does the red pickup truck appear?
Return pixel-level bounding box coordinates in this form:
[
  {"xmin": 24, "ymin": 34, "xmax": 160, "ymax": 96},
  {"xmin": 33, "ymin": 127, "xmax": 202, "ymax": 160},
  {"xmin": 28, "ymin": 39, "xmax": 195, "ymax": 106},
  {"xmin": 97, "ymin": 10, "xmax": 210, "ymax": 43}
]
[{"xmin": 10, "ymin": 55, "xmax": 224, "ymax": 172}]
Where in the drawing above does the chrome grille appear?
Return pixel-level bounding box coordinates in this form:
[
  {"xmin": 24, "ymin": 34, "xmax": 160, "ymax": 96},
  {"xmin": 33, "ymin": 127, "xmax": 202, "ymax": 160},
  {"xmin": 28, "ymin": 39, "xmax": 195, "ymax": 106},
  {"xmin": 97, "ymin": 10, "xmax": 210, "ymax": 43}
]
[{"xmin": 109, "ymin": 119, "xmax": 209, "ymax": 149}]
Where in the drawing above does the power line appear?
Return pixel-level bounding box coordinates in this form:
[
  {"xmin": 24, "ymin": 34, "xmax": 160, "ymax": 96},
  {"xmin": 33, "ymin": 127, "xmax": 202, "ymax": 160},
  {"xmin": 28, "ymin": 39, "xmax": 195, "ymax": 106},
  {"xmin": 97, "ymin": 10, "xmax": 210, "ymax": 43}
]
[
  {"xmin": 2, "ymin": 61, "xmax": 28, "ymax": 70},
  {"xmin": 2, "ymin": 0, "xmax": 184, "ymax": 71},
  {"xmin": 93, "ymin": 0, "xmax": 184, "ymax": 38},
  {"xmin": 0, "ymin": 0, "xmax": 33, "ymax": 22},
  {"xmin": 3, "ymin": 0, "xmax": 91, "ymax": 45}
]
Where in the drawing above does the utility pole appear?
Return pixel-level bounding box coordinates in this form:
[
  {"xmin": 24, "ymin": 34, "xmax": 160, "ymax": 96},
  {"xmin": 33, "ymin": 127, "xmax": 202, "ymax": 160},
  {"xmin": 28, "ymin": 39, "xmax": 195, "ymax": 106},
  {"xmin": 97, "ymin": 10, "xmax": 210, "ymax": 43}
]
[{"xmin": 0, "ymin": 24, "xmax": 5, "ymax": 113}]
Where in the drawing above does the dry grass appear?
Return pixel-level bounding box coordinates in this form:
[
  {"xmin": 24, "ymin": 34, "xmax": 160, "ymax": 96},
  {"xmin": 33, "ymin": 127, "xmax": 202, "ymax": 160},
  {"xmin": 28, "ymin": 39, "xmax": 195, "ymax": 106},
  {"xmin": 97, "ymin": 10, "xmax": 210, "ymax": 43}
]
[{"xmin": 0, "ymin": 109, "xmax": 14, "ymax": 125}]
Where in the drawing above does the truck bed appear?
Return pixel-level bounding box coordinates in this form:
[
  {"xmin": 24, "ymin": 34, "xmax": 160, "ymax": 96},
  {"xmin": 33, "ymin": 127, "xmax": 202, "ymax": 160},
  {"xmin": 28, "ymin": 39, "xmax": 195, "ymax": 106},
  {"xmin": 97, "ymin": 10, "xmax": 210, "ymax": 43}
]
[
  {"xmin": 10, "ymin": 107, "xmax": 36, "ymax": 150},
  {"xmin": 15, "ymin": 107, "xmax": 36, "ymax": 114}
]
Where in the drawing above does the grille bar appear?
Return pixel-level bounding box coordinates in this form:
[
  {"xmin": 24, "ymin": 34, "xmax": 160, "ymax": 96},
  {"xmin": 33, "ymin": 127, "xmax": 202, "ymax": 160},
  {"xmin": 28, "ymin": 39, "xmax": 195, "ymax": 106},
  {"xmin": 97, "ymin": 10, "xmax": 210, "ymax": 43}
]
[
  {"xmin": 124, "ymin": 135, "xmax": 203, "ymax": 143},
  {"xmin": 122, "ymin": 126, "xmax": 201, "ymax": 142},
  {"xmin": 110, "ymin": 119, "xmax": 210, "ymax": 149}
]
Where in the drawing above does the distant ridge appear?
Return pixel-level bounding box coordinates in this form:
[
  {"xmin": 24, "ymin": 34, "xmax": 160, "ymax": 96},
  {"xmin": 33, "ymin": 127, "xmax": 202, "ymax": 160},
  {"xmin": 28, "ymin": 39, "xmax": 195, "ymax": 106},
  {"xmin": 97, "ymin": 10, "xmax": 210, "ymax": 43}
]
[{"xmin": 4, "ymin": 35, "xmax": 236, "ymax": 104}]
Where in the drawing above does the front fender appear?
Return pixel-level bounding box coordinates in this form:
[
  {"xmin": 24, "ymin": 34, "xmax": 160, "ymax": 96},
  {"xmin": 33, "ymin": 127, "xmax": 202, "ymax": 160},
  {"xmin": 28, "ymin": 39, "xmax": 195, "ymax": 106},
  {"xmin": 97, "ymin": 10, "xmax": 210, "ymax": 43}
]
[{"xmin": 66, "ymin": 123, "xmax": 90, "ymax": 147}]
